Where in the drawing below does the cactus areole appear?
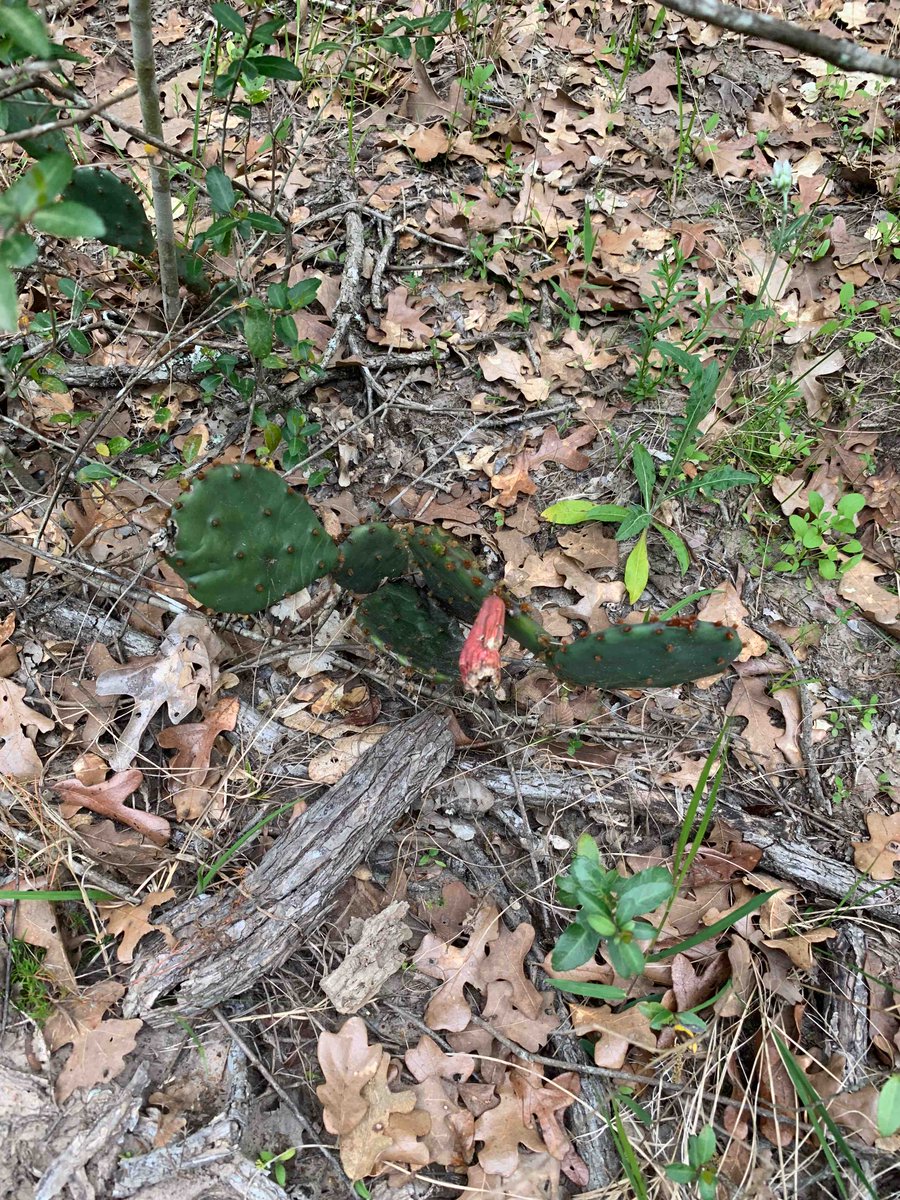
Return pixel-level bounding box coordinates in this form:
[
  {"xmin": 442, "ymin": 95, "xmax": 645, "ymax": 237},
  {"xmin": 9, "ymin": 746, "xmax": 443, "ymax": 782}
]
[{"xmin": 167, "ymin": 464, "xmax": 742, "ymax": 689}]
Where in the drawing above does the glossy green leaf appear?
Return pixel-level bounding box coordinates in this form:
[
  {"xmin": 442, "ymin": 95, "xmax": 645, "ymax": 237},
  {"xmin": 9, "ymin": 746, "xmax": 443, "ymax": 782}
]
[
  {"xmin": 877, "ymin": 1075, "xmax": 900, "ymax": 1137},
  {"xmin": 654, "ymin": 522, "xmax": 691, "ymax": 573},
  {"xmin": 0, "ymin": 4, "xmax": 52, "ymax": 58},
  {"xmin": 631, "ymin": 442, "xmax": 656, "ymax": 508},
  {"xmin": 211, "ymin": 2, "xmax": 246, "ymax": 34},
  {"xmin": 546, "ymin": 978, "xmax": 628, "ymax": 1001},
  {"xmin": 32, "ymin": 200, "xmax": 105, "ymax": 238},
  {"xmin": 206, "ymin": 165, "xmax": 235, "ymax": 216},
  {"xmin": 243, "ymin": 305, "xmax": 273, "ymax": 359},
  {"xmin": 551, "ymin": 921, "xmax": 601, "ymax": 971},
  {"xmin": 542, "ymin": 498, "xmax": 603, "ymax": 525},
  {"xmin": 624, "ymin": 530, "xmax": 649, "ymax": 603},
  {"xmin": 0, "ymin": 232, "xmax": 36, "ymax": 268},
  {"xmin": 251, "ymin": 55, "xmax": 303, "ymax": 80},
  {"xmin": 0, "ymin": 262, "xmax": 17, "ymax": 331}
]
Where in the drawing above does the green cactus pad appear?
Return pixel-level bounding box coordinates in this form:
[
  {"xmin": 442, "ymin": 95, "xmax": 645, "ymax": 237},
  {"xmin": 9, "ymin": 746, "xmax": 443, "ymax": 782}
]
[
  {"xmin": 1, "ymin": 91, "xmax": 68, "ymax": 158},
  {"xmin": 168, "ymin": 464, "xmax": 338, "ymax": 613},
  {"xmin": 334, "ymin": 522, "xmax": 410, "ymax": 594},
  {"xmin": 547, "ymin": 619, "xmax": 740, "ymax": 690},
  {"xmin": 356, "ymin": 583, "xmax": 465, "ymax": 679},
  {"xmin": 501, "ymin": 594, "xmax": 557, "ymax": 658},
  {"xmin": 63, "ymin": 169, "xmax": 154, "ymax": 255},
  {"xmin": 407, "ymin": 526, "xmax": 494, "ymax": 620}
]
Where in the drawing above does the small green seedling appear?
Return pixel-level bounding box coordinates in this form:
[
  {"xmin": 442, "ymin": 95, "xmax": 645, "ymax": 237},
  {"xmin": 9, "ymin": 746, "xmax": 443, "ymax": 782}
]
[
  {"xmin": 551, "ymin": 834, "xmax": 675, "ymax": 978},
  {"xmin": 773, "ymin": 490, "xmax": 865, "ymax": 579},
  {"xmin": 255, "ymin": 1146, "xmax": 295, "ymax": 1187},
  {"xmin": 665, "ymin": 1125, "xmax": 719, "ymax": 1200},
  {"xmin": 544, "ymin": 351, "xmax": 755, "ymax": 601}
]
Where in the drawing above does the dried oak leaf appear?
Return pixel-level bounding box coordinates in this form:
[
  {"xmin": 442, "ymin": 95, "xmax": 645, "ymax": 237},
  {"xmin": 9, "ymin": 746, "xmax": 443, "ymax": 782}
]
[
  {"xmin": 513, "ymin": 1069, "xmax": 587, "ymax": 1184},
  {"xmin": 415, "ymin": 902, "xmax": 555, "ymax": 1046},
  {"xmin": 99, "ymin": 889, "xmax": 176, "ymax": 963},
  {"xmin": 839, "ymin": 560, "xmax": 900, "ymax": 640},
  {"xmin": 414, "ymin": 900, "xmax": 502, "ymax": 1031},
  {"xmin": 405, "ymin": 1035, "xmax": 476, "ymax": 1168},
  {"xmin": 491, "ymin": 424, "xmax": 596, "ymax": 507},
  {"xmin": 44, "ymin": 979, "xmax": 142, "ymax": 1103},
  {"xmin": 95, "ymin": 613, "xmax": 223, "ymax": 770},
  {"xmin": 370, "ymin": 285, "xmax": 435, "ymax": 349},
  {"xmin": 78, "ymin": 819, "xmax": 168, "ymax": 885},
  {"xmin": 478, "ymin": 344, "xmax": 552, "ymax": 407},
  {"xmin": 0, "ymin": 678, "xmax": 54, "ymax": 780},
  {"xmin": 852, "ymin": 812, "xmax": 900, "ymax": 880},
  {"xmin": 762, "ymin": 926, "xmax": 837, "ymax": 971},
  {"xmin": 726, "ymin": 670, "xmax": 801, "ymax": 777},
  {"xmin": 570, "ymin": 1002, "xmax": 657, "ymax": 1069},
  {"xmin": 627, "ymin": 52, "xmax": 677, "ymax": 113},
  {"xmin": 0, "ymin": 886, "xmax": 77, "ymax": 991},
  {"xmin": 337, "ymin": 1053, "xmax": 423, "ymax": 1180},
  {"xmin": 467, "ymin": 1152, "xmax": 561, "ymax": 1200},
  {"xmin": 53, "ymin": 642, "xmax": 120, "ymax": 747},
  {"xmin": 55, "ymin": 769, "xmax": 170, "ymax": 847},
  {"xmin": 0, "ymin": 610, "xmax": 18, "ymax": 677},
  {"xmin": 307, "ymin": 725, "xmax": 390, "ymax": 786},
  {"xmin": 316, "ymin": 1016, "xmax": 384, "ymax": 1135},
  {"xmin": 473, "ymin": 1074, "xmax": 547, "ymax": 1176},
  {"xmin": 157, "ymin": 696, "xmax": 239, "ymax": 819},
  {"xmin": 697, "ymin": 580, "xmax": 767, "ymax": 664}
]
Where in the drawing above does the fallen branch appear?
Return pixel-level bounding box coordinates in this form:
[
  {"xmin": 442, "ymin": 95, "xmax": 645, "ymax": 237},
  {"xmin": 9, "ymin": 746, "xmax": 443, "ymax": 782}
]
[
  {"xmin": 123, "ymin": 711, "xmax": 455, "ymax": 1016},
  {"xmin": 659, "ymin": 0, "xmax": 900, "ymax": 80}
]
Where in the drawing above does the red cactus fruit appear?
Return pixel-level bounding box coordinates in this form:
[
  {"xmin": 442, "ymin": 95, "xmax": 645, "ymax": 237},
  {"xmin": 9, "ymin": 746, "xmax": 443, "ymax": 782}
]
[{"xmin": 459, "ymin": 594, "xmax": 506, "ymax": 693}]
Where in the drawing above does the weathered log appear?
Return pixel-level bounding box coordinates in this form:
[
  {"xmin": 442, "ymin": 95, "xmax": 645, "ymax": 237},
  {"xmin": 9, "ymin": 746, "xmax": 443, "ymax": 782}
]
[{"xmin": 123, "ymin": 711, "xmax": 455, "ymax": 1017}]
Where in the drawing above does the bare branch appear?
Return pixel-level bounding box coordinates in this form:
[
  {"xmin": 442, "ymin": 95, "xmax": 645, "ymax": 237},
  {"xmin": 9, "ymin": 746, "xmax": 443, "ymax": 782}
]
[{"xmin": 659, "ymin": 0, "xmax": 900, "ymax": 80}]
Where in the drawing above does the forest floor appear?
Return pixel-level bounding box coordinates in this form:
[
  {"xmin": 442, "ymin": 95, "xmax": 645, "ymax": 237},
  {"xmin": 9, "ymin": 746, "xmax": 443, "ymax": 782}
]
[{"xmin": 2, "ymin": 1, "xmax": 900, "ymax": 1199}]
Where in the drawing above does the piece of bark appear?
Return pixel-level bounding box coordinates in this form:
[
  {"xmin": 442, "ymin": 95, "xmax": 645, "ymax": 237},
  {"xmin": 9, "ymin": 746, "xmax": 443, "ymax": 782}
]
[
  {"xmin": 819, "ymin": 923, "xmax": 869, "ymax": 1090},
  {"xmin": 123, "ymin": 712, "xmax": 454, "ymax": 1017}
]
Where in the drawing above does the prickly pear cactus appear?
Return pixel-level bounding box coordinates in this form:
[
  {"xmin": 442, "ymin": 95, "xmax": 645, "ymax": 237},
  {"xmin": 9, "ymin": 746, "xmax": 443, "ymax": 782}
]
[
  {"xmin": 407, "ymin": 526, "xmax": 494, "ymax": 620},
  {"xmin": 355, "ymin": 583, "xmax": 465, "ymax": 679},
  {"xmin": 169, "ymin": 464, "xmax": 338, "ymax": 613},
  {"xmin": 546, "ymin": 618, "xmax": 740, "ymax": 690},
  {"xmin": 334, "ymin": 522, "xmax": 410, "ymax": 594},
  {"xmin": 63, "ymin": 169, "xmax": 154, "ymax": 255}
]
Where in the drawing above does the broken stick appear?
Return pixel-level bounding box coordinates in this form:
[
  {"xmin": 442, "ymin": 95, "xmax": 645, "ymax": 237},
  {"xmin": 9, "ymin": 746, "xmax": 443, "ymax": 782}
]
[{"xmin": 123, "ymin": 711, "xmax": 455, "ymax": 1017}]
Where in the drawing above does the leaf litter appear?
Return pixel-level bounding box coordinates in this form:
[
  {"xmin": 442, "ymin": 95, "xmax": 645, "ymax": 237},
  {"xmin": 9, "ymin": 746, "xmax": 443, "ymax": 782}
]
[{"xmin": 2, "ymin": 0, "xmax": 900, "ymax": 1196}]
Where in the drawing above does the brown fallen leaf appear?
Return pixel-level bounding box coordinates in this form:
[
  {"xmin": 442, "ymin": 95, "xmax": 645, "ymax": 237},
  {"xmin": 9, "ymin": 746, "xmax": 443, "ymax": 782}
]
[
  {"xmin": 55, "ymin": 770, "xmax": 170, "ymax": 847},
  {"xmin": 838, "ymin": 560, "xmax": 900, "ymax": 640},
  {"xmin": 762, "ymin": 926, "xmax": 837, "ymax": 971},
  {"xmin": 95, "ymin": 613, "xmax": 224, "ymax": 770},
  {"xmin": 99, "ymin": 889, "xmax": 176, "ymax": 963},
  {"xmin": 473, "ymin": 1074, "xmax": 547, "ymax": 1176},
  {"xmin": 491, "ymin": 425, "xmax": 596, "ymax": 508},
  {"xmin": 478, "ymin": 343, "xmax": 552, "ymax": 407},
  {"xmin": 0, "ymin": 678, "xmax": 54, "ymax": 780},
  {"xmin": 0, "ymin": 884, "xmax": 78, "ymax": 991},
  {"xmin": 337, "ymin": 1052, "xmax": 424, "ymax": 1179},
  {"xmin": 570, "ymin": 1002, "xmax": 657, "ymax": 1068},
  {"xmin": 44, "ymin": 980, "xmax": 142, "ymax": 1102},
  {"xmin": 697, "ymin": 579, "xmax": 767, "ymax": 664},
  {"xmin": 405, "ymin": 1035, "xmax": 476, "ymax": 1168},
  {"xmin": 852, "ymin": 812, "xmax": 900, "ymax": 880},
  {"xmin": 317, "ymin": 1016, "xmax": 384, "ymax": 1135},
  {"xmin": 370, "ymin": 286, "xmax": 435, "ymax": 349},
  {"xmin": 157, "ymin": 696, "xmax": 238, "ymax": 820}
]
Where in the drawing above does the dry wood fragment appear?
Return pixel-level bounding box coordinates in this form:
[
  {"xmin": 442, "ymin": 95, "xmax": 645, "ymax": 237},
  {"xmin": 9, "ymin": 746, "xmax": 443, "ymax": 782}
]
[{"xmin": 123, "ymin": 712, "xmax": 454, "ymax": 1017}]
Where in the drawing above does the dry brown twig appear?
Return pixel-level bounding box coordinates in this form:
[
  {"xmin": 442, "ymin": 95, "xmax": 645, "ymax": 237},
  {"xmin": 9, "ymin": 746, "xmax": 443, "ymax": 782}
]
[{"xmin": 659, "ymin": 0, "xmax": 900, "ymax": 79}]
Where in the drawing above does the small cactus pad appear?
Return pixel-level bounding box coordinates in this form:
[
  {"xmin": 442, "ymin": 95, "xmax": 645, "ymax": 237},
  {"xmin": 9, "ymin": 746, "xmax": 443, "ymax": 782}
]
[
  {"xmin": 356, "ymin": 583, "xmax": 465, "ymax": 679},
  {"xmin": 333, "ymin": 522, "xmax": 410, "ymax": 594},
  {"xmin": 547, "ymin": 619, "xmax": 741, "ymax": 690},
  {"xmin": 407, "ymin": 526, "xmax": 494, "ymax": 620},
  {"xmin": 63, "ymin": 169, "xmax": 154, "ymax": 254},
  {"xmin": 168, "ymin": 464, "xmax": 338, "ymax": 613},
  {"xmin": 1, "ymin": 91, "xmax": 68, "ymax": 158}
]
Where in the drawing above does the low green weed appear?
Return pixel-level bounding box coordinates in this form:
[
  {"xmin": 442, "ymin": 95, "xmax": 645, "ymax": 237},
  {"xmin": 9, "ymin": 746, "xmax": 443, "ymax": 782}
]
[
  {"xmin": 817, "ymin": 281, "xmax": 879, "ymax": 354},
  {"xmin": 8, "ymin": 939, "xmax": 54, "ymax": 1023},
  {"xmin": 255, "ymin": 1146, "xmax": 295, "ymax": 1186},
  {"xmin": 544, "ymin": 349, "xmax": 755, "ymax": 601},
  {"xmin": 665, "ymin": 1125, "xmax": 719, "ymax": 1200},
  {"xmin": 772, "ymin": 490, "xmax": 865, "ymax": 579}
]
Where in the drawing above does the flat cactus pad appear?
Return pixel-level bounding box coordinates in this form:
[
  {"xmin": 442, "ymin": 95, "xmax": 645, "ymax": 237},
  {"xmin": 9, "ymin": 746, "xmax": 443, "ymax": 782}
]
[
  {"xmin": 168, "ymin": 464, "xmax": 337, "ymax": 613},
  {"xmin": 547, "ymin": 618, "xmax": 740, "ymax": 690}
]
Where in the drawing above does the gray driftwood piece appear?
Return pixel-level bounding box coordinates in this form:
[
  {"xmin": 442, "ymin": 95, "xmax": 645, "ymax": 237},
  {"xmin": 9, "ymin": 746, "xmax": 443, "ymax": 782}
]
[{"xmin": 123, "ymin": 711, "xmax": 454, "ymax": 1018}]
